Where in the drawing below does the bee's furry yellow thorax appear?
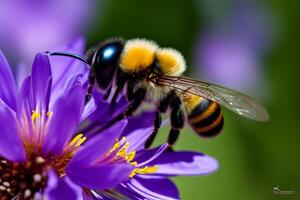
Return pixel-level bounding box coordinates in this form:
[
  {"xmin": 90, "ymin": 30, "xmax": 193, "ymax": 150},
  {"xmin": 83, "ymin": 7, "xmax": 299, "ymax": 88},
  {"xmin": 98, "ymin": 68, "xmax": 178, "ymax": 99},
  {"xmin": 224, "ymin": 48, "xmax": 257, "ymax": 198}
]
[{"xmin": 120, "ymin": 39, "xmax": 158, "ymax": 73}]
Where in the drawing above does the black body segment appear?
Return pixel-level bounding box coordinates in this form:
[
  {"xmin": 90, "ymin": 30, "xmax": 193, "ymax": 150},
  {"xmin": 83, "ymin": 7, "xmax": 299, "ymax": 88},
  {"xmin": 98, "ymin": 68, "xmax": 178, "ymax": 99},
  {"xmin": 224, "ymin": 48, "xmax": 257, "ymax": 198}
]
[{"xmin": 188, "ymin": 99, "xmax": 224, "ymax": 137}]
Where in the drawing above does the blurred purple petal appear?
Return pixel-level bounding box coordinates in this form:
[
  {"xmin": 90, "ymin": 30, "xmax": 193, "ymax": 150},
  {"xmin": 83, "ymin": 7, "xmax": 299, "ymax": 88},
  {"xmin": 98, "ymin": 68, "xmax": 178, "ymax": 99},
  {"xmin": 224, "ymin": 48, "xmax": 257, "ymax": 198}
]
[
  {"xmin": 69, "ymin": 120, "xmax": 127, "ymax": 166},
  {"xmin": 43, "ymin": 85, "xmax": 84, "ymax": 156},
  {"xmin": 0, "ymin": 99, "xmax": 26, "ymax": 162},
  {"xmin": 119, "ymin": 176, "xmax": 179, "ymax": 200},
  {"xmin": 196, "ymin": 33, "xmax": 262, "ymax": 91},
  {"xmin": 0, "ymin": 50, "xmax": 18, "ymax": 110},
  {"xmin": 0, "ymin": 0, "xmax": 96, "ymax": 63},
  {"xmin": 45, "ymin": 170, "xmax": 83, "ymax": 200},
  {"xmin": 67, "ymin": 163, "xmax": 134, "ymax": 190}
]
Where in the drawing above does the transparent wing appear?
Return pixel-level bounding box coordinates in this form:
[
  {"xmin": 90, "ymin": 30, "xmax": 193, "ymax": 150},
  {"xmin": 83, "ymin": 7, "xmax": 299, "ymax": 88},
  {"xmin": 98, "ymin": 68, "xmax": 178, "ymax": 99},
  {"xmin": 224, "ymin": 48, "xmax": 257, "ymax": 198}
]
[{"xmin": 151, "ymin": 75, "xmax": 269, "ymax": 121}]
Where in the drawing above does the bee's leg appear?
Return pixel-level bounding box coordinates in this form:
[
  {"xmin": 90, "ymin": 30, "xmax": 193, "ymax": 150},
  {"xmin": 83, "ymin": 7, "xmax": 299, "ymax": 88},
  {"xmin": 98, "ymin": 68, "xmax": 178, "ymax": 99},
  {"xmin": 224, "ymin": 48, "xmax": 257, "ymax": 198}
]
[
  {"xmin": 144, "ymin": 91, "xmax": 176, "ymax": 148},
  {"xmin": 145, "ymin": 110, "xmax": 162, "ymax": 148},
  {"xmin": 111, "ymin": 71, "xmax": 126, "ymax": 104},
  {"xmin": 159, "ymin": 90, "xmax": 176, "ymax": 113},
  {"xmin": 103, "ymin": 84, "xmax": 113, "ymax": 100},
  {"xmin": 97, "ymin": 88, "xmax": 146, "ymax": 132},
  {"xmin": 85, "ymin": 71, "xmax": 95, "ymax": 105},
  {"xmin": 126, "ymin": 80, "xmax": 134, "ymax": 101},
  {"xmin": 168, "ymin": 96, "xmax": 185, "ymax": 148},
  {"xmin": 124, "ymin": 88, "xmax": 146, "ymax": 116}
]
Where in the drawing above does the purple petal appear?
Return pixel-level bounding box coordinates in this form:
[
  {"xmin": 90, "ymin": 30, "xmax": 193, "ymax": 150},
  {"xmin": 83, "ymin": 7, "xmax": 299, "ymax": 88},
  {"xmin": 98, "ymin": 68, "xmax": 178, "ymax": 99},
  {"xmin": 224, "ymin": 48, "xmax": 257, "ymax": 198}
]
[
  {"xmin": 50, "ymin": 38, "xmax": 89, "ymax": 92},
  {"xmin": 118, "ymin": 176, "xmax": 179, "ymax": 200},
  {"xmin": 17, "ymin": 75, "xmax": 33, "ymax": 120},
  {"xmin": 122, "ymin": 111, "xmax": 155, "ymax": 137},
  {"xmin": 80, "ymin": 97, "xmax": 96, "ymax": 121},
  {"xmin": 0, "ymin": 50, "xmax": 17, "ymax": 111},
  {"xmin": 83, "ymin": 191, "xmax": 111, "ymax": 200},
  {"xmin": 42, "ymin": 85, "xmax": 84, "ymax": 156},
  {"xmin": 125, "ymin": 127, "xmax": 154, "ymax": 153},
  {"xmin": 148, "ymin": 151, "xmax": 218, "ymax": 176},
  {"xmin": 49, "ymin": 73, "xmax": 86, "ymax": 110},
  {"xmin": 0, "ymin": 99, "xmax": 26, "ymax": 162},
  {"xmin": 45, "ymin": 170, "xmax": 83, "ymax": 200},
  {"xmin": 67, "ymin": 163, "xmax": 133, "ymax": 190},
  {"xmin": 79, "ymin": 91, "xmax": 128, "ymax": 137},
  {"xmin": 69, "ymin": 120, "xmax": 127, "ymax": 166},
  {"xmin": 31, "ymin": 53, "xmax": 52, "ymax": 111},
  {"xmin": 134, "ymin": 145, "xmax": 168, "ymax": 167}
]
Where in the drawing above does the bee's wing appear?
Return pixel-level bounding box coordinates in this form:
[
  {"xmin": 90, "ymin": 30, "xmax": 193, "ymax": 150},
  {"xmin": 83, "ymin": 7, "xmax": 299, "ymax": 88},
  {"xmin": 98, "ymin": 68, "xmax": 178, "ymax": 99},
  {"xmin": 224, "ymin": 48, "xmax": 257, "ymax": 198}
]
[{"xmin": 152, "ymin": 75, "xmax": 269, "ymax": 121}]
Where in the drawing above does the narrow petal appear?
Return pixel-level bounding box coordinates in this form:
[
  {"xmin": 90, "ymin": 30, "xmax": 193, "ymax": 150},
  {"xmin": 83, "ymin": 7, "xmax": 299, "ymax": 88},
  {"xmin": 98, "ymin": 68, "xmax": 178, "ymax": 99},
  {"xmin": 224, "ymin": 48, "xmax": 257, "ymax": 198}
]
[
  {"xmin": 147, "ymin": 151, "xmax": 218, "ymax": 176},
  {"xmin": 17, "ymin": 75, "xmax": 33, "ymax": 120},
  {"xmin": 69, "ymin": 120, "xmax": 127, "ymax": 166},
  {"xmin": 67, "ymin": 163, "xmax": 133, "ymax": 190},
  {"xmin": 0, "ymin": 50, "xmax": 17, "ymax": 111},
  {"xmin": 118, "ymin": 176, "xmax": 179, "ymax": 200},
  {"xmin": 45, "ymin": 170, "xmax": 83, "ymax": 200},
  {"xmin": 0, "ymin": 99, "xmax": 26, "ymax": 162},
  {"xmin": 31, "ymin": 53, "xmax": 52, "ymax": 110},
  {"xmin": 42, "ymin": 85, "xmax": 84, "ymax": 156}
]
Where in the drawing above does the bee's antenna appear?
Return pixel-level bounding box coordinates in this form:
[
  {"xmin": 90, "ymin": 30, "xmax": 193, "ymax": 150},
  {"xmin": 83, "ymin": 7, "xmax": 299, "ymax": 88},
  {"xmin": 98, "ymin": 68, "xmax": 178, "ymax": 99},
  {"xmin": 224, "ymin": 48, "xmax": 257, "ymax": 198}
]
[{"xmin": 45, "ymin": 51, "xmax": 90, "ymax": 65}]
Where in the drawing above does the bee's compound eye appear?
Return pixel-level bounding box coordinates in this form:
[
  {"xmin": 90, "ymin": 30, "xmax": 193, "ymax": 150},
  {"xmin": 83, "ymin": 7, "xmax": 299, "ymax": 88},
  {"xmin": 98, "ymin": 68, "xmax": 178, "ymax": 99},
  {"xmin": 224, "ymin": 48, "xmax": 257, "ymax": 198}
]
[
  {"xmin": 93, "ymin": 41, "xmax": 123, "ymax": 89},
  {"xmin": 102, "ymin": 46, "xmax": 117, "ymax": 61},
  {"xmin": 96, "ymin": 43, "xmax": 123, "ymax": 64}
]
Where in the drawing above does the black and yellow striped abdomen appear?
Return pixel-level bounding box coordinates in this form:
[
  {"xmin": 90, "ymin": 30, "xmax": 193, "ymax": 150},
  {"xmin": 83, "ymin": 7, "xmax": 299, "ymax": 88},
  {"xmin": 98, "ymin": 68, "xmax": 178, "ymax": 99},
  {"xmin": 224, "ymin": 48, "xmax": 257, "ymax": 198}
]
[{"xmin": 186, "ymin": 97, "xmax": 224, "ymax": 137}]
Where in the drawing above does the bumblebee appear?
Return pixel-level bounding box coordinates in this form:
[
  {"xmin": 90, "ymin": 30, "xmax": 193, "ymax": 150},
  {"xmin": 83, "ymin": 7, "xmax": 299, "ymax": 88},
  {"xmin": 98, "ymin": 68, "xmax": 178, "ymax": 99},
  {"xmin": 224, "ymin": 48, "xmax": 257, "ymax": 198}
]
[{"xmin": 48, "ymin": 38, "xmax": 269, "ymax": 148}]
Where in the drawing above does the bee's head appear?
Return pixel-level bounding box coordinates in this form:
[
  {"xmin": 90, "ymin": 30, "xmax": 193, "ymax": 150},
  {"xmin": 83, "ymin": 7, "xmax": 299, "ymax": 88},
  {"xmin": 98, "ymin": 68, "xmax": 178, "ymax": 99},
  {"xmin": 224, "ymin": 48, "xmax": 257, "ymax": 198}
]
[{"xmin": 86, "ymin": 38, "xmax": 124, "ymax": 89}]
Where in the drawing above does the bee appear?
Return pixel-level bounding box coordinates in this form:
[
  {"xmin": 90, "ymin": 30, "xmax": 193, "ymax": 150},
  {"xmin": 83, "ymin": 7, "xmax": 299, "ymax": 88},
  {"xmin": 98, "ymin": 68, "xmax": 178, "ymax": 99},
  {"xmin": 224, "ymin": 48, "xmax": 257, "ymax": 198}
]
[{"xmin": 48, "ymin": 38, "xmax": 269, "ymax": 148}]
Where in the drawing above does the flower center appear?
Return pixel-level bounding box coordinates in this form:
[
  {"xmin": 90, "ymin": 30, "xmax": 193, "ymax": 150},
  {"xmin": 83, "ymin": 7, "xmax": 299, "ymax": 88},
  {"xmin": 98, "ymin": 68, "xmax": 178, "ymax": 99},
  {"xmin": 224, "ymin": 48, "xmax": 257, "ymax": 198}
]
[{"xmin": 0, "ymin": 156, "xmax": 47, "ymax": 199}]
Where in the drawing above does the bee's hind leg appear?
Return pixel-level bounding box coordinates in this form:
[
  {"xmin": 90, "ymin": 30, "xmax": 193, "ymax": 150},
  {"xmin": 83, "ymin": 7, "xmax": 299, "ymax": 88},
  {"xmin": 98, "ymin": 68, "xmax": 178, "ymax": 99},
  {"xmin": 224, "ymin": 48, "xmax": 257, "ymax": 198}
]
[
  {"xmin": 167, "ymin": 96, "xmax": 185, "ymax": 149},
  {"xmin": 144, "ymin": 91, "xmax": 176, "ymax": 148},
  {"xmin": 145, "ymin": 111, "xmax": 162, "ymax": 148}
]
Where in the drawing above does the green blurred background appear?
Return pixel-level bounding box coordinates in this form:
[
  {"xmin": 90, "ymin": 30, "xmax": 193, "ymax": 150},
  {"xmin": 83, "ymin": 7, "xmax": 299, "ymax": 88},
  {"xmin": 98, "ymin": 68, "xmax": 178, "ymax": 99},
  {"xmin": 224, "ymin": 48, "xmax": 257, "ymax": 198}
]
[{"xmin": 87, "ymin": 0, "xmax": 299, "ymax": 199}]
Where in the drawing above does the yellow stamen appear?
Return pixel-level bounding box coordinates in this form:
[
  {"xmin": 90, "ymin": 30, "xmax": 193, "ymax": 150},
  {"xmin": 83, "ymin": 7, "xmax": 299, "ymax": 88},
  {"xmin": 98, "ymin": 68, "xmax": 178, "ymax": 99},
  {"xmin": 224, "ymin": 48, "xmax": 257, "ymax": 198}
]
[
  {"xmin": 47, "ymin": 111, "xmax": 53, "ymax": 117},
  {"xmin": 31, "ymin": 111, "xmax": 41, "ymax": 122},
  {"xmin": 125, "ymin": 151, "xmax": 136, "ymax": 162},
  {"xmin": 69, "ymin": 134, "xmax": 86, "ymax": 147},
  {"xmin": 108, "ymin": 140, "xmax": 120, "ymax": 154},
  {"xmin": 116, "ymin": 142, "xmax": 129, "ymax": 158},
  {"xmin": 106, "ymin": 137, "xmax": 158, "ymax": 178},
  {"xmin": 129, "ymin": 165, "xmax": 158, "ymax": 178},
  {"xmin": 75, "ymin": 136, "xmax": 87, "ymax": 147}
]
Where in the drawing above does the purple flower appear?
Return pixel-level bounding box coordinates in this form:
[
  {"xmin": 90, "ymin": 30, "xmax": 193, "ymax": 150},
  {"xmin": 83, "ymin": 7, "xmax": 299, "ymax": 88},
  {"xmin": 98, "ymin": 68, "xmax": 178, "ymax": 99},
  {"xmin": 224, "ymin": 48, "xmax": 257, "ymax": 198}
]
[
  {"xmin": 0, "ymin": 0, "xmax": 95, "ymax": 64},
  {"xmin": 0, "ymin": 43, "xmax": 218, "ymax": 199}
]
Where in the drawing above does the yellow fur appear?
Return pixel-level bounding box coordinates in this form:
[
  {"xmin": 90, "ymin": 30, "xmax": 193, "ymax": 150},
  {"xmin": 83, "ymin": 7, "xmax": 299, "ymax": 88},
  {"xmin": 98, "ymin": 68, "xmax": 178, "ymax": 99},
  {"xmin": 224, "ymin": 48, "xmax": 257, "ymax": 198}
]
[
  {"xmin": 183, "ymin": 94, "xmax": 202, "ymax": 113},
  {"xmin": 156, "ymin": 48, "xmax": 186, "ymax": 76},
  {"xmin": 120, "ymin": 39, "xmax": 158, "ymax": 72}
]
